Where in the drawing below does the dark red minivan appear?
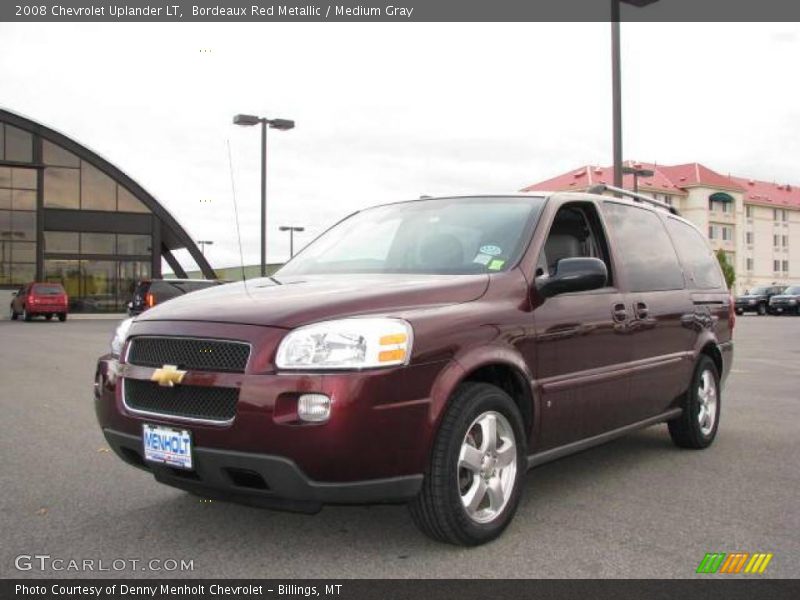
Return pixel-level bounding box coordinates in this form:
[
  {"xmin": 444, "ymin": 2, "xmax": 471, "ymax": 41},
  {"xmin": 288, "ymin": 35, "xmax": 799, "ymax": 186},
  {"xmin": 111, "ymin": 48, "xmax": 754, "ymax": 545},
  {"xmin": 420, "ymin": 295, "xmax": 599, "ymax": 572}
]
[
  {"xmin": 95, "ymin": 189, "xmax": 733, "ymax": 545},
  {"xmin": 10, "ymin": 282, "xmax": 69, "ymax": 321}
]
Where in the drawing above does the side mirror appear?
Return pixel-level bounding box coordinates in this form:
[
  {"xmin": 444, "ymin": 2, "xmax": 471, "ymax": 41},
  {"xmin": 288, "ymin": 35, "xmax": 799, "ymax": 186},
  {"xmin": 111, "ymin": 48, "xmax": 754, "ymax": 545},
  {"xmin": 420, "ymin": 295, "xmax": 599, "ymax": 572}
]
[{"xmin": 536, "ymin": 257, "xmax": 608, "ymax": 298}]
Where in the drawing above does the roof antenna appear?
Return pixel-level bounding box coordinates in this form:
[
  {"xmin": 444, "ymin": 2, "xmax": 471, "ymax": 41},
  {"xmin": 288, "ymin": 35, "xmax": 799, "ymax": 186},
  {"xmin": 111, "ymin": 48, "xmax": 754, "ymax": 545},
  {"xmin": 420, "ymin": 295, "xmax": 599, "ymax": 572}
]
[{"xmin": 226, "ymin": 139, "xmax": 249, "ymax": 288}]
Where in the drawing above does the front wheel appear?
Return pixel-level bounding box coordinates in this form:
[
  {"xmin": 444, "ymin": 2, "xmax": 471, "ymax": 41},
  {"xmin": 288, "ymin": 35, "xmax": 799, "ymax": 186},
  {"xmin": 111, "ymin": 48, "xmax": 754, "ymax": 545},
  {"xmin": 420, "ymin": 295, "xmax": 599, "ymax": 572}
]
[
  {"xmin": 58, "ymin": 313, "xmax": 67, "ymax": 322},
  {"xmin": 735, "ymin": 308, "xmax": 743, "ymax": 316},
  {"xmin": 668, "ymin": 356, "xmax": 720, "ymax": 449},
  {"xmin": 409, "ymin": 382, "xmax": 526, "ymax": 546}
]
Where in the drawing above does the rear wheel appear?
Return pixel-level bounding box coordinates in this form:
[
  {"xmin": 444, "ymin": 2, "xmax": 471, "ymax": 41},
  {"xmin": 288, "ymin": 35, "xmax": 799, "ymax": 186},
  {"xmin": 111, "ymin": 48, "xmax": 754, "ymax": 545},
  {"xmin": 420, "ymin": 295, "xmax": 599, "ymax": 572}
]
[
  {"xmin": 668, "ymin": 355, "xmax": 720, "ymax": 449},
  {"xmin": 10, "ymin": 306, "xmax": 18, "ymax": 320},
  {"xmin": 45, "ymin": 314, "xmax": 53, "ymax": 321},
  {"xmin": 23, "ymin": 307, "xmax": 32, "ymax": 322},
  {"xmin": 58, "ymin": 313, "xmax": 67, "ymax": 322},
  {"xmin": 409, "ymin": 382, "xmax": 526, "ymax": 546}
]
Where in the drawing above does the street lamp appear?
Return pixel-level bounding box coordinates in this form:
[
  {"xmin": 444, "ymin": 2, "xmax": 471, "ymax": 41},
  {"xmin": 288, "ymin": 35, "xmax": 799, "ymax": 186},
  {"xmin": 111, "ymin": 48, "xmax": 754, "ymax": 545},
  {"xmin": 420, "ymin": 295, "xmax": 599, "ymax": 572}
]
[
  {"xmin": 611, "ymin": 0, "xmax": 659, "ymax": 190},
  {"xmin": 197, "ymin": 240, "xmax": 214, "ymax": 255},
  {"xmin": 233, "ymin": 113, "xmax": 295, "ymax": 277},
  {"xmin": 621, "ymin": 165, "xmax": 654, "ymax": 194},
  {"xmin": 279, "ymin": 225, "xmax": 305, "ymax": 259}
]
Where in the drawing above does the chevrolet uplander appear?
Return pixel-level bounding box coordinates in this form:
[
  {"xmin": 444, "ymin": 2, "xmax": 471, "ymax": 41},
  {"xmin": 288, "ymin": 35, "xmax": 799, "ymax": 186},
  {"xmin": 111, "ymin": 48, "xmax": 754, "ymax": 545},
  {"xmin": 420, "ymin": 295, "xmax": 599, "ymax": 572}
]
[{"xmin": 95, "ymin": 188, "xmax": 733, "ymax": 545}]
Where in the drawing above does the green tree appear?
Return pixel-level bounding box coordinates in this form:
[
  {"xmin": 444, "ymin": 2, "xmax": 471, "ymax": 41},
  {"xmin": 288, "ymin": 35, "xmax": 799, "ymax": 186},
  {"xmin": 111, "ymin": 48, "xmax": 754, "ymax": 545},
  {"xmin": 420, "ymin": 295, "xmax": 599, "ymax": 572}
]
[{"xmin": 716, "ymin": 249, "xmax": 736, "ymax": 290}]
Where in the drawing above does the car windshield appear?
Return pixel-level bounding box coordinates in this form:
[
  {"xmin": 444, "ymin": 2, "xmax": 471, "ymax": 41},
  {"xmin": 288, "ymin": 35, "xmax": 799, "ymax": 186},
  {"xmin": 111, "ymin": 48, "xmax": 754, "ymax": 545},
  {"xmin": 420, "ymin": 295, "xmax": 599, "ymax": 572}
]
[
  {"xmin": 749, "ymin": 286, "xmax": 769, "ymax": 295},
  {"xmin": 784, "ymin": 286, "xmax": 800, "ymax": 295},
  {"xmin": 277, "ymin": 197, "xmax": 545, "ymax": 276}
]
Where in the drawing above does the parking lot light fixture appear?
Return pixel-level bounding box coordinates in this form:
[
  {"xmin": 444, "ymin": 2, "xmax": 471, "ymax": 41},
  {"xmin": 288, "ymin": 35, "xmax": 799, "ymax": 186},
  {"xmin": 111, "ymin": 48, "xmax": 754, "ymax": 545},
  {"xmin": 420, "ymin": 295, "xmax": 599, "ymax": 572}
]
[
  {"xmin": 233, "ymin": 113, "xmax": 296, "ymax": 276},
  {"xmin": 279, "ymin": 225, "xmax": 305, "ymax": 258}
]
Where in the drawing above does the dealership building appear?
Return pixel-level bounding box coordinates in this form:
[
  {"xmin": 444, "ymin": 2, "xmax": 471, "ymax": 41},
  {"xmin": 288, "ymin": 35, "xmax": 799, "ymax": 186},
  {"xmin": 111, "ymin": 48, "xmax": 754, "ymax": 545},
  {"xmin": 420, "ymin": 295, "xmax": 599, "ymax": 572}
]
[
  {"xmin": 0, "ymin": 109, "xmax": 214, "ymax": 311},
  {"xmin": 523, "ymin": 161, "xmax": 800, "ymax": 293}
]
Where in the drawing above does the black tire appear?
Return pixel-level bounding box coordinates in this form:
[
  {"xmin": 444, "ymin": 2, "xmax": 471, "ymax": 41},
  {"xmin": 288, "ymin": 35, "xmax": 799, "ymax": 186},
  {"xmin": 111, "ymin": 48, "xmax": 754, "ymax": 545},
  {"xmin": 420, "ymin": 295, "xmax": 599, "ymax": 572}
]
[
  {"xmin": 58, "ymin": 313, "xmax": 67, "ymax": 322},
  {"xmin": 409, "ymin": 382, "xmax": 526, "ymax": 546},
  {"xmin": 757, "ymin": 303, "xmax": 767, "ymax": 315},
  {"xmin": 45, "ymin": 314, "xmax": 53, "ymax": 321},
  {"xmin": 734, "ymin": 308, "xmax": 743, "ymax": 316},
  {"xmin": 10, "ymin": 306, "xmax": 18, "ymax": 320},
  {"xmin": 23, "ymin": 307, "xmax": 32, "ymax": 322},
  {"xmin": 668, "ymin": 356, "xmax": 720, "ymax": 449}
]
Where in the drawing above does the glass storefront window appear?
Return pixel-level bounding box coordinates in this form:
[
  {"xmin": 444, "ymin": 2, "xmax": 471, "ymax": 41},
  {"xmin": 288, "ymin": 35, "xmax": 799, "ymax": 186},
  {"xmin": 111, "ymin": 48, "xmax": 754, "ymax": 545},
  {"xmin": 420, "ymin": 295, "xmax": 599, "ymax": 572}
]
[
  {"xmin": 10, "ymin": 263, "xmax": 35, "ymax": 285},
  {"xmin": 4, "ymin": 125, "xmax": 33, "ymax": 163},
  {"xmin": 118, "ymin": 260, "xmax": 151, "ymax": 304},
  {"xmin": 117, "ymin": 185, "xmax": 150, "ymax": 213},
  {"xmin": 0, "ymin": 125, "xmax": 4, "ymax": 160},
  {"xmin": 80, "ymin": 232, "xmax": 116, "ymax": 254},
  {"xmin": 11, "ymin": 168, "xmax": 37, "ymax": 190},
  {"xmin": 44, "ymin": 167, "xmax": 80, "ymax": 209},
  {"xmin": 44, "ymin": 231, "xmax": 80, "ymax": 254},
  {"xmin": 0, "ymin": 167, "xmax": 11, "ymax": 188},
  {"xmin": 0, "ymin": 189, "xmax": 9, "ymax": 210},
  {"xmin": 42, "ymin": 140, "xmax": 80, "ymax": 168},
  {"xmin": 117, "ymin": 234, "xmax": 151, "ymax": 255},
  {"xmin": 11, "ymin": 241, "xmax": 36, "ymax": 262},
  {"xmin": 81, "ymin": 260, "xmax": 117, "ymax": 312},
  {"xmin": 10, "ymin": 211, "xmax": 36, "ymax": 241},
  {"xmin": 44, "ymin": 259, "xmax": 81, "ymax": 299},
  {"xmin": 12, "ymin": 190, "xmax": 36, "ymax": 211},
  {"xmin": 81, "ymin": 162, "xmax": 116, "ymax": 211}
]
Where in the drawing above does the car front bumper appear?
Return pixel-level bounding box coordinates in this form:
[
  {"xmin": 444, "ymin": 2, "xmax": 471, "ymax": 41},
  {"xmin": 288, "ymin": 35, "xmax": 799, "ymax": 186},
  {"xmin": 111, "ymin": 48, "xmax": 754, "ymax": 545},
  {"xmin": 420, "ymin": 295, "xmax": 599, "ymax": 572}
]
[{"xmin": 102, "ymin": 428, "xmax": 423, "ymax": 512}]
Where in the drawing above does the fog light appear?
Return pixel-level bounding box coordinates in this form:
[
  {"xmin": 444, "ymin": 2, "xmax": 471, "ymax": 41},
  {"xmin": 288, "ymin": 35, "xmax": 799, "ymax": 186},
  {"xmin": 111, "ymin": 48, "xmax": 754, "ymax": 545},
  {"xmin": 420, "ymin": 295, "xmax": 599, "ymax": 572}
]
[{"xmin": 297, "ymin": 394, "xmax": 331, "ymax": 423}]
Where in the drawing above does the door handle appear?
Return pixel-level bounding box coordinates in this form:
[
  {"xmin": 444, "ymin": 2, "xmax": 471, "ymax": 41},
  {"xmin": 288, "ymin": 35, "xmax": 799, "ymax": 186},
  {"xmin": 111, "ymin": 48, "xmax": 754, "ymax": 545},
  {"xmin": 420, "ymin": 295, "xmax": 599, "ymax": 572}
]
[
  {"xmin": 612, "ymin": 303, "xmax": 628, "ymax": 322},
  {"xmin": 634, "ymin": 301, "xmax": 649, "ymax": 319}
]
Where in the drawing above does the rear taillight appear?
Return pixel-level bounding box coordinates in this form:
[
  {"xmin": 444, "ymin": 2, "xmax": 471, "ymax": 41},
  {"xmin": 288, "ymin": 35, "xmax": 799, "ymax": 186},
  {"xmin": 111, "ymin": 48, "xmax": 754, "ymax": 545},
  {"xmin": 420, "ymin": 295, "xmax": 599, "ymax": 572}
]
[
  {"xmin": 729, "ymin": 292, "xmax": 736, "ymax": 332},
  {"xmin": 27, "ymin": 295, "xmax": 35, "ymax": 305},
  {"xmin": 145, "ymin": 292, "xmax": 155, "ymax": 308}
]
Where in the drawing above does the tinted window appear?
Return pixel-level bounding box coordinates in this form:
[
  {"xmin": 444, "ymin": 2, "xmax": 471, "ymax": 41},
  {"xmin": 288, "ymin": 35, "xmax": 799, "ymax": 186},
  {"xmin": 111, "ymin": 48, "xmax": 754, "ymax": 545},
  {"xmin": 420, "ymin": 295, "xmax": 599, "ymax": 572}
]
[
  {"xmin": 785, "ymin": 286, "xmax": 800, "ymax": 295},
  {"xmin": 80, "ymin": 233, "xmax": 116, "ymax": 254},
  {"xmin": 4, "ymin": 125, "xmax": 33, "ymax": 162},
  {"xmin": 45, "ymin": 231, "xmax": 80, "ymax": 254},
  {"xmin": 33, "ymin": 284, "xmax": 65, "ymax": 295},
  {"xmin": 665, "ymin": 218, "xmax": 725, "ymax": 290},
  {"xmin": 602, "ymin": 202, "xmax": 684, "ymax": 292},
  {"xmin": 42, "ymin": 140, "xmax": 80, "ymax": 167},
  {"xmin": 44, "ymin": 167, "xmax": 80, "ymax": 209},
  {"xmin": 117, "ymin": 234, "xmax": 151, "ymax": 255}
]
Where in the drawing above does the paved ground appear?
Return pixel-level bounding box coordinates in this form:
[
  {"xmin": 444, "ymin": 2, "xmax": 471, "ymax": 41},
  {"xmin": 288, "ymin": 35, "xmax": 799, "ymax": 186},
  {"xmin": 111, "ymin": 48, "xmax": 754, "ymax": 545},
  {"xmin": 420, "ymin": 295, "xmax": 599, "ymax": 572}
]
[{"xmin": 1, "ymin": 315, "xmax": 798, "ymax": 579}]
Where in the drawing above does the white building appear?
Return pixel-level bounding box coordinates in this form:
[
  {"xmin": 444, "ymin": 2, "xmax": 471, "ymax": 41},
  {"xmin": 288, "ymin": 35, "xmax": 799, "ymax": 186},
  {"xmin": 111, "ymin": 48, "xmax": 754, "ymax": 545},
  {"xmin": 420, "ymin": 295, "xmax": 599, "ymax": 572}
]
[{"xmin": 522, "ymin": 161, "xmax": 800, "ymax": 294}]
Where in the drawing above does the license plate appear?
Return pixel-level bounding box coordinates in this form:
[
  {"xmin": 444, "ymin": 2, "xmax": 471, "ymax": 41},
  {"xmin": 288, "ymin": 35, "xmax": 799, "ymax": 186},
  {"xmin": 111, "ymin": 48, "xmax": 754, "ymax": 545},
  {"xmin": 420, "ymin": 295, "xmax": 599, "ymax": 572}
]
[{"xmin": 142, "ymin": 424, "xmax": 193, "ymax": 470}]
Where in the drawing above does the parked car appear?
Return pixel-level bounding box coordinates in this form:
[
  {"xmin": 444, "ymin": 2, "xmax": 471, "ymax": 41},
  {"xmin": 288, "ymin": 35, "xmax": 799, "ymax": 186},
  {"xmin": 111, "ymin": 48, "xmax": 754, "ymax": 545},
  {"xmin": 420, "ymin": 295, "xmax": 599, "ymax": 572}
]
[
  {"xmin": 768, "ymin": 285, "xmax": 800, "ymax": 315},
  {"xmin": 95, "ymin": 189, "xmax": 733, "ymax": 546},
  {"xmin": 128, "ymin": 278, "xmax": 227, "ymax": 316},
  {"xmin": 10, "ymin": 282, "xmax": 69, "ymax": 322},
  {"xmin": 734, "ymin": 285, "xmax": 786, "ymax": 315}
]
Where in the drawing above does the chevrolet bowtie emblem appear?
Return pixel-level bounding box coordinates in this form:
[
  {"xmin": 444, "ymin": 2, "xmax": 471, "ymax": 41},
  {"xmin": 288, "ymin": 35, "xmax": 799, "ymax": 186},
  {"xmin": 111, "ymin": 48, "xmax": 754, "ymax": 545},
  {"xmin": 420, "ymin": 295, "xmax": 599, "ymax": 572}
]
[{"xmin": 151, "ymin": 364, "xmax": 187, "ymax": 387}]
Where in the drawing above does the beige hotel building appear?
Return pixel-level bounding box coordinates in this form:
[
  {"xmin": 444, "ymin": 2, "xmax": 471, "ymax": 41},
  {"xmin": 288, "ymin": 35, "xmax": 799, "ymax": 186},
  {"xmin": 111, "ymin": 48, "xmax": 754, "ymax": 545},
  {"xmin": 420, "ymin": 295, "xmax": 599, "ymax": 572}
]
[{"xmin": 522, "ymin": 161, "xmax": 800, "ymax": 294}]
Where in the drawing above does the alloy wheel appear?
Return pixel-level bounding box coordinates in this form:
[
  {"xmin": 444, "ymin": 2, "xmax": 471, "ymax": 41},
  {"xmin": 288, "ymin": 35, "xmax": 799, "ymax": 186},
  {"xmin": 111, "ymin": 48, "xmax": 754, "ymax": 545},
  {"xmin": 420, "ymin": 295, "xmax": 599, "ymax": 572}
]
[
  {"xmin": 697, "ymin": 369, "xmax": 718, "ymax": 436},
  {"xmin": 457, "ymin": 411, "xmax": 518, "ymax": 524}
]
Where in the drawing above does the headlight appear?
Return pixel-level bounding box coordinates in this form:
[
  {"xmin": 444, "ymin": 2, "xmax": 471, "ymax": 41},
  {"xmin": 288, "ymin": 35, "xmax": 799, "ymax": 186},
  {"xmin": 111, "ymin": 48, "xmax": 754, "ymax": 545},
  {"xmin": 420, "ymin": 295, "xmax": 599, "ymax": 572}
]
[
  {"xmin": 748, "ymin": 299, "xmax": 757, "ymax": 305},
  {"xmin": 790, "ymin": 299, "xmax": 798, "ymax": 305},
  {"xmin": 275, "ymin": 318, "xmax": 413, "ymax": 370},
  {"xmin": 110, "ymin": 317, "xmax": 134, "ymax": 357}
]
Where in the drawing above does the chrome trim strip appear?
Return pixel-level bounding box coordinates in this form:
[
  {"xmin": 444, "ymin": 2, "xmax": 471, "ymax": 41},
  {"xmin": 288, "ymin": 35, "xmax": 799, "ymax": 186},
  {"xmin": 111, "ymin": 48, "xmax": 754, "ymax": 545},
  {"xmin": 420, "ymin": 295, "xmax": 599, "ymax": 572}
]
[{"xmin": 120, "ymin": 377, "xmax": 235, "ymax": 427}]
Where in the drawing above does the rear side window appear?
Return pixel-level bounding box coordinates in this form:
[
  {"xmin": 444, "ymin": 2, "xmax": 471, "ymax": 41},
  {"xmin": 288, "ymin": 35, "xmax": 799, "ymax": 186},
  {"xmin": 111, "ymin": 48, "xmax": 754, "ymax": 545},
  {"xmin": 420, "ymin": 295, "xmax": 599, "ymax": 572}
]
[
  {"xmin": 602, "ymin": 202, "xmax": 684, "ymax": 292},
  {"xmin": 33, "ymin": 284, "xmax": 65, "ymax": 295},
  {"xmin": 665, "ymin": 218, "xmax": 724, "ymax": 290},
  {"xmin": 172, "ymin": 281, "xmax": 218, "ymax": 293}
]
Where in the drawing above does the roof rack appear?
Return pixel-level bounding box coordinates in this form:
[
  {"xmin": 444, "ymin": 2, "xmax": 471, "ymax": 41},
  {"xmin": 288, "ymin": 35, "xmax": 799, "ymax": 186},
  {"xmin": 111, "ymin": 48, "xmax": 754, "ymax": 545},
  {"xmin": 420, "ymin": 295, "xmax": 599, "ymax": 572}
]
[{"xmin": 585, "ymin": 183, "xmax": 679, "ymax": 215}]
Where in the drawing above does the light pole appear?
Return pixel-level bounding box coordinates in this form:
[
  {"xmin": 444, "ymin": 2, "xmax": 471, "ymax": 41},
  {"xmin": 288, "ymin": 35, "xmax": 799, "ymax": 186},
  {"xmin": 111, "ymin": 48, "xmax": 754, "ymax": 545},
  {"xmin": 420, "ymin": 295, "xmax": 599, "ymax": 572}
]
[
  {"xmin": 611, "ymin": 0, "xmax": 659, "ymax": 190},
  {"xmin": 279, "ymin": 225, "xmax": 305, "ymax": 259},
  {"xmin": 233, "ymin": 114, "xmax": 295, "ymax": 277},
  {"xmin": 621, "ymin": 165, "xmax": 654, "ymax": 194},
  {"xmin": 197, "ymin": 240, "xmax": 214, "ymax": 256}
]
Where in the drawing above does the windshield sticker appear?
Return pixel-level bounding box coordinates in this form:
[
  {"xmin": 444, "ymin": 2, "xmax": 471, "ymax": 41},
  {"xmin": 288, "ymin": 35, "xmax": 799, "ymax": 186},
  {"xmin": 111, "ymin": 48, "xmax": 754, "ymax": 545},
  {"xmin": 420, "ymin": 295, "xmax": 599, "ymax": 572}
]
[
  {"xmin": 480, "ymin": 244, "xmax": 503, "ymax": 256},
  {"xmin": 488, "ymin": 259, "xmax": 506, "ymax": 271},
  {"xmin": 473, "ymin": 253, "xmax": 492, "ymax": 265}
]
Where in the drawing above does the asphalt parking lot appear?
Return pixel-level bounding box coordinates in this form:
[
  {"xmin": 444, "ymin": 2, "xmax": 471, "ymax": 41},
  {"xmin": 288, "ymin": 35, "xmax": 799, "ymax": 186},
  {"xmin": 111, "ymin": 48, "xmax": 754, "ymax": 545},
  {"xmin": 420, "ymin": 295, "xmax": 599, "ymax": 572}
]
[{"xmin": 1, "ymin": 315, "xmax": 798, "ymax": 579}]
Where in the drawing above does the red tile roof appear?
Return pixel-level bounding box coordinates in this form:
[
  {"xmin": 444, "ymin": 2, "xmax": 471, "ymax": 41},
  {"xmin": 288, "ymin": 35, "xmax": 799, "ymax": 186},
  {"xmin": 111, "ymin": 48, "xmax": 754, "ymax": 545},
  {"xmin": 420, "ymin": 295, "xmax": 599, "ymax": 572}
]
[
  {"xmin": 522, "ymin": 161, "xmax": 800, "ymax": 208},
  {"xmin": 729, "ymin": 176, "xmax": 800, "ymax": 208}
]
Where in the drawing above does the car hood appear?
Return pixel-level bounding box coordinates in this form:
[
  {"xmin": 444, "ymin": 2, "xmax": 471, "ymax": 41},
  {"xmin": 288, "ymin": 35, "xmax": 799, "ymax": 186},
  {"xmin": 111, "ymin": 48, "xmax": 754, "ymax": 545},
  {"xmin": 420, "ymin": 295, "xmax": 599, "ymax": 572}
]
[
  {"xmin": 135, "ymin": 273, "xmax": 490, "ymax": 328},
  {"xmin": 736, "ymin": 295, "xmax": 765, "ymax": 300},
  {"xmin": 770, "ymin": 294, "xmax": 798, "ymax": 300}
]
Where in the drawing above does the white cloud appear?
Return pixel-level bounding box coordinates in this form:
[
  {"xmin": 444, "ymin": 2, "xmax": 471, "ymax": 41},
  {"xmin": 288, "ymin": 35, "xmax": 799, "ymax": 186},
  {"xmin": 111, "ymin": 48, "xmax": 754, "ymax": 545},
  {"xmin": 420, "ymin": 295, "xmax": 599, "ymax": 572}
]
[{"xmin": 2, "ymin": 21, "xmax": 798, "ymax": 271}]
